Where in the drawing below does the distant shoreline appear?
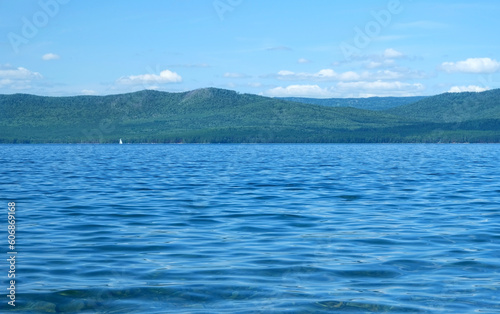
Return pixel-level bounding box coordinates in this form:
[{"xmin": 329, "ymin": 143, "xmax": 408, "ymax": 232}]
[{"xmin": 1, "ymin": 88, "xmax": 499, "ymax": 144}]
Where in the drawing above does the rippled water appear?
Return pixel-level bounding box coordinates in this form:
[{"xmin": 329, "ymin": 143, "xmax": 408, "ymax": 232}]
[{"xmin": 1, "ymin": 144, "xmax": 500, "ymax": 313}]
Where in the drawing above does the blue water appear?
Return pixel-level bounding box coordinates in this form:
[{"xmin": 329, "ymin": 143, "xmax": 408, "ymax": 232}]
[{"xmin": 1, "ymin": 144, "xmax": 500, "ymax": 313}]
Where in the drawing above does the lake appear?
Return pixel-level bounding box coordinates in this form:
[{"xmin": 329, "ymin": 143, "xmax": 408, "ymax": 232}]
[{"xmin": 1, "ymin": 144, "xmax": 499, "ymax": 313}]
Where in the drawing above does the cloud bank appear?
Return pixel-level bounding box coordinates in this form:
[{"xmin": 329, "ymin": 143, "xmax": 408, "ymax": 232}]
[
  {"xmin": 441, "ymin": 58, "xmax": 500, "ymax": 74},
  {"xmin": 117, "ymin": 69, "xmax": 182, "ymax": 85}
]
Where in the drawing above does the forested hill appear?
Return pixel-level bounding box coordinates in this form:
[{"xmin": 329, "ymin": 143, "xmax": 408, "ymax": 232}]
[
  {"xmin": 280, "ymin": 96, "xmax": 427, "ymax": 111},
  {"xmin": 0, "ymin": 88, "xmax": 499, "ymax": 143},
  {"xmin": 0, "ymin": 88, "xmax": 408, "ymax": 143},
  {"xmin": 386, "ymin": 89, "xmax": 500, "ymax": 123}
]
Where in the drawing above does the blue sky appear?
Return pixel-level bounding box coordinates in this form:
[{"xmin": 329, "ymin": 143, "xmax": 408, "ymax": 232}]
[{"xmin": 1, "ymin": 0, "xmax": 499, "ymax": 98}]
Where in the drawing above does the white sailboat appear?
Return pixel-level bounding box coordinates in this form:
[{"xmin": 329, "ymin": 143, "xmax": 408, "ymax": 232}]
[{"xmin": 119, "ymin": 138, "xmax": 123, "ymax": 145}]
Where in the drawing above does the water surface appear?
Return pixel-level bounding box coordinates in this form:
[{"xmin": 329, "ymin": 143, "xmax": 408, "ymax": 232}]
[{"xmin": 1, "ymin": 144, "xmax": 499, "ymax": 313}]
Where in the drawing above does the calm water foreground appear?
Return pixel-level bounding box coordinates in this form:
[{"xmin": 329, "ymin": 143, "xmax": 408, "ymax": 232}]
[{"xmin": 1, "ymin": 144, "xmax": 499, "ymax": 313}]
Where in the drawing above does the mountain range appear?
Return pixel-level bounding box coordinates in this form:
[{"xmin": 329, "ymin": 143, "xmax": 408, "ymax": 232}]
[{"xmin": 1, "ymin": 88, "xmax": 499, "ymax": 143}]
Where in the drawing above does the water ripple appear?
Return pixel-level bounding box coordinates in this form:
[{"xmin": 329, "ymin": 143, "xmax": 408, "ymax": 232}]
[{"xmin": 1, "ymin": 144, "xmax": 499, "ymax": 312}]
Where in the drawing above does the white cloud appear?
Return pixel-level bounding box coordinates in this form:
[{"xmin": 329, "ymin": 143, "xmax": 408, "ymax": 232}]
[
  {"xmin": 338, "ymin": 71, "xmax": 361, "ymax": 81},
  {"xmin": 0, "ymin": 65, "xmax": 43, "ymax": 90},
  {"xmin": 366, "ymin": 59, "xmax": 396, "ymax": 69},
  {"xmin": 384, "ymin": 48, "xmax": 404, "ymax": 59},
  {"xmin": 337, "ymin": 80, "xmax": 425, "ymax": 97},
  {"xmin": 337, "ymin": 80, "xmax": 424, "ymax": 91},
  {"xmin": 81, "ymin": 89, "xmax": 97, "ymax": 95},
  {"xmin": 266, "ymin": 46, "xmax": 292, "ymax": 51},
  {"xmin": 275, "ymin": 69, "xmax": 360, "ymax": 81},
  {"xmin": 277, "ymin": 70, "xmax": 296, "ymax": 76},
  {"xmin": 264, "ymin": 80, "xmax": 426, "ymax": 98},
  {"xmin": 274, "ymin": 67, "xmax": 425, "ymax": 82},
  {"xmin": 448, "ymin": 85, "xmax": 488, "ymax": 93},
  {"xmin": 0, "ymin": 66, "xmax": 42, "ymax": 80},
  {"xmin": 372, "ymin": 70, "xmax": 404, "ymax": 80},
  {"xmin": 297, "ymin": 58, "xmax": 311, "ymax": 64},
  {"xmin": 338, "ymin": 49, "xmax": 406, "ymax": 67},
  {"xmin": 265, "ymin": 85, "xmax": 332, "ymax": 98},
  {"xmin": 248, "ymin": 82, "xmax": 262, "ymax": 88},
  {"xmin": 223, "ymin": 72, "xmax": 249, "ymax": 78},
  {"xmin": 373, "ymin": 35, "xmax": 409, "ymax": 43},
  {"xmin": 167, "ymin": 63, "xmax": 210, "ymax": 68},
  {"xmin": 395, "ymin": 20, "xmax": 448, "ymax": 29},
  {"xmin": 317, "ymin": 69, "xmax": 336, "ymax": 78},
  {"xmin": 117, "ymin": 69, "xmax": 182, "ymax": 85},
  {"xmin": 42, "ymin": 53, "xmax": 60, "ymax": 61},
  {"xmin": 441, "ymin": 58, "xmax": 500, "ymax": 74},
  {"xmin": 364, "ymin": 66, "xmax": 430, "ymax": 80},
  {"xmin": 366, "ymin": 61, "xmax": 383, "ymax": 69}
]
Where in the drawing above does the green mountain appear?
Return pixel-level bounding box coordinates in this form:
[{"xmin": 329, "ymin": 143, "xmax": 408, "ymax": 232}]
[
  {"xmin": 386, "ymin": 89, "xmax": 500, "ymax": 123},
  {"xmin": 0, "ymin": 88, "xmax": 408, "ymax": 143},
  {"xmin": 280, "ymin": 96, "xmax": 427, "ymax": 111},
  {"xmin": 0, "ymin": 88, "xmax": 499, "ymax": 143}
]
